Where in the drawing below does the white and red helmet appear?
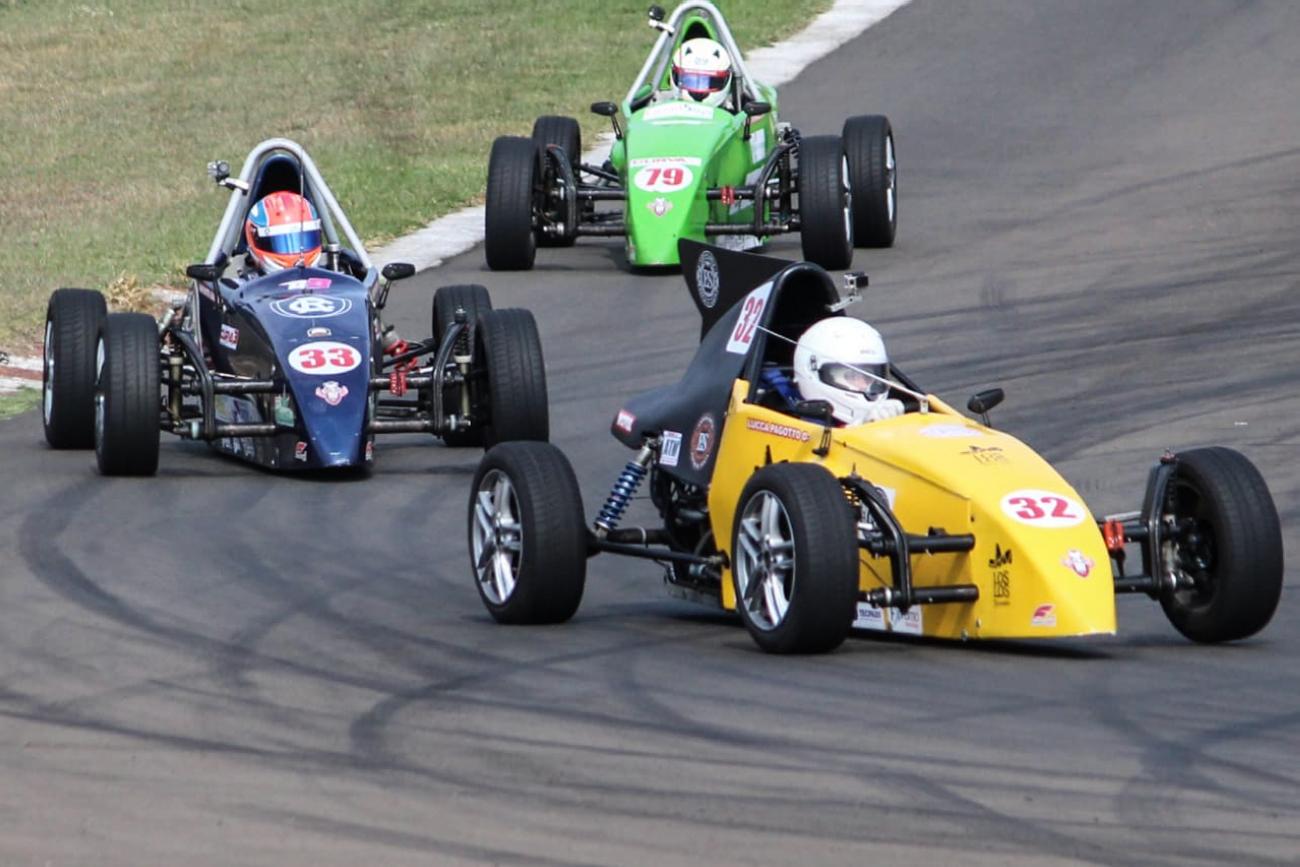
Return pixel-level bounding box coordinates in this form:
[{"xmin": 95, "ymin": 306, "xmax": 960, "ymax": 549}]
[
  {"xmin": 244, "ymin": 191, "xmax": 322, "ymax": 273},
  {"xmin": 671, "ymin": 37, "xmax": 733, "ymax": 108},
  {"xmin": 793, "ymin": 318, "xmax": 892, "ymax": 425}
]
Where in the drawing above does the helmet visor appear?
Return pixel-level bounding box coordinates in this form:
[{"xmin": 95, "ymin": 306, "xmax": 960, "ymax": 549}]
[
  {"xmin": 253, "ymin": 220, "xmax": 322, "ymax": 256},
  {"xmin": 673, "ymin": 68, "xmax": 730, "ymax": 94},
  {"xmin": 819, "ymin": 362, "xmax": 890, "ymax": 399}
]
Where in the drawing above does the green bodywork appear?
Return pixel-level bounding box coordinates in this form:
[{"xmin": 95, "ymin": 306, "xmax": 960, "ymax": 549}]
[{"xmin": 609, "ymin": 14, "xmax": 780, "ymax": 267}]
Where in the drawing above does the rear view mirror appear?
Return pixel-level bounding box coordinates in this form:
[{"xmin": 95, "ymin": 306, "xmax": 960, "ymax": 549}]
[
  {"xmin": 743, "ymin": 101, "xmax": 771, "ymax": 118},
  {"xmin": 967, "ymin": 388, "xmax": 1005, "ymax": 426},
  {"xmin": 186, "ymin": 263, "xmax": 221, "ymax": 282},
  {"xmin": 591, "ymin": 101, "xmax": 618, "ymax": 117},
  {"xmin": 382, "ymin": 262, "xmax": 416, "ymax": 282}
]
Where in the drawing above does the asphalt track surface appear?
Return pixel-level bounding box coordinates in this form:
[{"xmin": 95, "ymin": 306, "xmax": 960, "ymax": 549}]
[{"xmin": 3, "ymin": 2, "xmax": 1299, "ymax": 864}]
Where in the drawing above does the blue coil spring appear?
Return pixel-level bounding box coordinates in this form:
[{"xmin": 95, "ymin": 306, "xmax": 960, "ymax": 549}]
[{"xmin": 595, "ymin": 460, "xmax": 648, "ymax": 530}]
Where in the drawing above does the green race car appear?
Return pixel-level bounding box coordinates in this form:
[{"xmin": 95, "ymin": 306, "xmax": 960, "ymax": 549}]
[{"xmin": 484, "ymin": 1, "xmax": 897, "ymax": 271}]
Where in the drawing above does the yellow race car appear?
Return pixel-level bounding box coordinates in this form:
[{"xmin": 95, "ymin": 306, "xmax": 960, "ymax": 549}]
[{"xmin": 467, "ymin": 242, "xmax": 1283, "ymax": 653}]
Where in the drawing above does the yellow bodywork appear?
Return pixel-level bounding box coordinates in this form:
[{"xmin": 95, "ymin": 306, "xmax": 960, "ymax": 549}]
[{"xmin": 707, "ymin": 381, "xmax": 1117, "ymax": 640}]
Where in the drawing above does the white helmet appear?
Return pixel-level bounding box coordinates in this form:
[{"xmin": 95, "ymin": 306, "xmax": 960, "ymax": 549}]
[
  {"xmin": 671, "ymin": 37, "xmax": 733, "ymax": 108},
  {"xmin": 793, "ymin": 318, "xmax": 891, "ymax": 425}
]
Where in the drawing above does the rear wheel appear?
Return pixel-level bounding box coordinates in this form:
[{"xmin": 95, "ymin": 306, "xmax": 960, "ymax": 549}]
[
  {"xmin": 43, "ymin": 288, "xmax": 107, "ymax": 449},
  {"xmin": 1157, "ymin": 447, "xmax": 1283, "ymax": 643},
  {"xmin": 485, "ymin": 136, "xmax": 539, "ymax": 270},
  {"xmin": 469, "ymin": 441, "xmax": 587, "ymax": 624},
  {"xmin": 474, "ymin": 308, "xmax": 549, "ymax": 446},
  {"xmin": 532, "ymin": 115, "xmax": 582, "ymax": 247},
  {"xmin": 798, "ymin": 135, "xmax": 853, "ymax": 270},
  {"xmin": 94, "ymin": 312, "xmax": 160, "ymax": 476},
  {"xmin": 732, "ymin": 463, "xmax": 859, "ymax": 653},
  {"xmin": 842, "ymin": 115, "xmax": 896, "ymax": 248},
  {"xmin": 433, "ymin": 284, "xmax": 493, "ymax": 448}
]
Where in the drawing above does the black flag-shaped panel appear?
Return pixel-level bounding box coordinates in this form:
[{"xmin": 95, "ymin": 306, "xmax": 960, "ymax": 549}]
[{"xmin": 678, "ymin": 240, "xmax": 791, "ymax": 341}]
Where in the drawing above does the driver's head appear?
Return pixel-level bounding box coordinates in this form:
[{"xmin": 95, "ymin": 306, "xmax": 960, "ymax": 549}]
[
  {"xmin": 793, "ymin": 317, "xmax": 891, "ymax": 425},
  {"xmin": 671, "ymin": 37, "xmax": 733, "ymax": 108},
  {"xmin": 244, "ymin": 191, "xmax": 322, "ymax": 273}
]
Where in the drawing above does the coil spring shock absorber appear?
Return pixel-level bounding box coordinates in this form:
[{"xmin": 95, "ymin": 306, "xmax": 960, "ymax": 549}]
[{"xmin": 594, "ymin": 441, "xmax": 656, "ymax": 532}]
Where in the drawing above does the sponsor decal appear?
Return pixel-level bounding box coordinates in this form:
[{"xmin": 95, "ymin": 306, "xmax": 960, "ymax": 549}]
[
  {"xmin": 689, "ymin": 413, "xmax": 716, "ymax": 470},
  {"xmin": 746, "ymin": 418, "xmax": 811, "ymax": 443},
  {"xmin": 628, "ymin": 156, "xmax": 704, "ymax": 168},
  {"xmin": 294, "ymin": 441, "xmax": 308, "ymax": 462},
  {"xmin": 314, "ymin": 380, "xmax": 349, "ymax": 407},
  {"xmin": 726, "ymin": 280, "xmax": 774, "ymax": 354},
  {"xmin": 287, "ymin": 341, "xmax": 362, "ymax": 375},
  {"xmin": 270, "ymin": 294, "xmax": 352, "ymax": 319},
  {"xmin": 889, "ymin": 606, "xmax": 924, "ymax": 636},
  {"xmin": 659, "ymin": 430, "xmax": 682, "ymax": 467},
  {"xmin": 218, "ymin": 323, "xmax": 239, "ymax": 350},
  {"xmin": 1031, "ymin": 604, "xmax": 1057, "ymax": 627},
  {"xmin": 1000, "ymin": 489, "xmax": 1086, "ymax": 528},
  {"xmin": 648, "ymin": 197, "xmax": 674, "ymax": 217},
  {"xmin": 615, "ymin": 409, "xmax": 636, "ymax": 434},
  {"xmin": 961, "ymin": 444, "xmax": 1007, "ymax": 465},
  {"xmin": 1062, "ymin": 548, "xmax": 1095, "ymax": 578},
  {"xmin": 306, "ymin": 326, "xmax": 332, "ymax": 338},
  {"xmin": 696, "ymin": 250, "xmax": 720, "ymax": 309},
  {"xmin": 989, "ymin": 543, "xmax": 1012, "ymax": 605},
  {"xmin": 749, "ymin": 128, "xmax": 767, "ymax": 164},
  {"xmin": 634, "ymin": 163, "xmax": 694, "ymax": 193},
  {"xmin": 643, "ymin": 102, "xmax": 714, "ymax": 121},
  {"xmin": 364, "ymin": 441, "xmax": 374, "ymax": 463},
  {"xmin": 919, "ymin": 423, "xmax": 982, "ymax": 439},
  {"xmin": 278, "ymin": 277, "xmax": 333, "ymax": 291},
  {"xmin": 853, "ymin": 603, "xmax": 886, "ymax": 631}
]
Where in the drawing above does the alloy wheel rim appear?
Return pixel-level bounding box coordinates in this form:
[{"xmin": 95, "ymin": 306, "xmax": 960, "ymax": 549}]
[
  {"xmin": 885, "ymin": 134, "xmax": 896, "ymax": 224},
  {"xmin": 735, "ymin": 490, "xmax": 796, "ymax": 631},
  {"xmin": 42, "ymin": 320, "xmax": 54, "ymax": 424},
  {"xmin": 841, "ymin": 155, "xmax": 853, "ymax": 246},
  {"xmin": 472, "ymin": 468, "xmax": 523, "ymax": 605}
]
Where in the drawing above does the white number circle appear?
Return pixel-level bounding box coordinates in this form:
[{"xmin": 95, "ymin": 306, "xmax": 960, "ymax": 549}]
[
  {"xmin": 999, "ymin": 488, "xmax": 1086, "ymax": 528},
  {"xmin": 634, "ymin": 164, "xmax": 693, "ymax": 193},
  {"xmin": 288, "ymin": 341, "xmax": 362, "ymax": 375}
]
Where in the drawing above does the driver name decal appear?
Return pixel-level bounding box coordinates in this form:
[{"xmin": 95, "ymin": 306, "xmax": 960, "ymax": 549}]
[
  {"xmin": 643, "ymin": 103, "xmax": 714, "ymax": 122},
  {"xmin": 271, "ymin": 295, "xmax": 352, "ymax": 319},
  {"xmin": 1000, "ymin": 489, "xmax": 1086, "ymax": 528},
  {"xmin": 726, "ymin": 280, "xmax": 774, "ymax": 354},
  {"xmin": 746, "ymin": 418, "xmax": 811, "ymax": 442},
  {"xmin": 919, "ymin": 423, "xmax": 981, "ymax": 438},
  {"xmin": 287, "ymin": 341, "xmax": 361, "ymax": 375}
]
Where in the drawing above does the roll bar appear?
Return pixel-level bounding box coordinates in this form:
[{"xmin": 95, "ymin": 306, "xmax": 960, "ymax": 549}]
[{"xmin": 625, "ymin": 1, "xmax": 765, "ymax": 108}]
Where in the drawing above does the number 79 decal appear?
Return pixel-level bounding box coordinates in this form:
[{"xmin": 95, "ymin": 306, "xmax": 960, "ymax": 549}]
[{"xmin": 999, "ymin": 489, "xmax": 1086, "ymax": 528}]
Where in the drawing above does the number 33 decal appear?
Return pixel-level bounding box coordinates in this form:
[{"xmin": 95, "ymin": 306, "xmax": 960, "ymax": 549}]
[
  {"xmin": 999, "ymin": 489, "xmax": 1086, "ymax": 527},
  {"xmin": 288, "ymin": 341, "xmax": 361, "ymax": 375}
]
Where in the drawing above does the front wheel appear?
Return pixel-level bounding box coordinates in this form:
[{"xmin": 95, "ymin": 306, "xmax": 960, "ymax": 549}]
[
  {"xmin": 1157, "ymin": 447, "xmax": 1283, "ymax": 643},
  {"xmin": 484, "ymin": 136, "xmax": 539, "ymax": 271},
  {"xmin": 732, "ymin": 463, "xmax": 860, "ymax": 653},
  {"xmin": 842, "ymin": 115, "xmax": 896, "ymax": 247},
  {"xmin": 469, "ymin": 442, "xmax": 587, "ymax": 624},
  {"xmin": 94, "ymin": 312, "xmax": 160, "ymax": 476},
  {"xmin": 474, "ymin": 308, "xmax": 549, "ymax": 446},
  {"xmin": 798, "ymin": 135, "xmax": 854, "ymax": 270},
  {"xmin": 43, "ymin": 288, "xmax": 107, "ymax": 448}
]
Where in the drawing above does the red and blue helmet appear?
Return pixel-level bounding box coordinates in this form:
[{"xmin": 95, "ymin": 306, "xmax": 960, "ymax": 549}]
[
  {"xmin": 671, "ymin": 37, "xmax": 733, "ymax": 108},
  {"xmin": 244, "ymin": 191, "xmax": 322, "ymax": 272}
]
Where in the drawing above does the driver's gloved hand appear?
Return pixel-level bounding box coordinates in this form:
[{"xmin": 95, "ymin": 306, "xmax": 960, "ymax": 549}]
[{"xmin": 863, "ymin": 398, "xmax": 905, "ymax": 423}]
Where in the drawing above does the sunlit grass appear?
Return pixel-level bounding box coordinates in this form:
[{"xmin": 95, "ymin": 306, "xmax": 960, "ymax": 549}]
[{"xmin": 0, "ymin": 0, "xmax": 831, "ymax": 346}]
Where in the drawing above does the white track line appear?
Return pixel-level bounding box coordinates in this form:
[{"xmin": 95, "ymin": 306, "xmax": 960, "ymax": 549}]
[
  {"xmin": 373, "ymin": 0, "xmax": 912, "ymax": 270},
  {"xmin": 2, "ymin": 1, "xmax": 912, "ymax": 393}
]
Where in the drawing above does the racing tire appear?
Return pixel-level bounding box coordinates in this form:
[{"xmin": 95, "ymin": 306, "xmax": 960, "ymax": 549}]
[
  {"xmin": 842, "ymin": 115, "xmax": 896, "ymax": 248},
  {"xmin": 42, "ymin": 288, "xmax": 107, "ymax": 449},
  {"xmin": 485, "ymin": 136, "xmax": 538, "ymax": 271},
  {"xmin": 475, "ymin": 308, "xmax": 548, "ymax": 446},
  {"xmin": 433, "ymin": 284, "xmax": 493, "ymax": 447},
  {"xmin": 1157, "ymin": 447, "xmax": 1283, "ymax": 643},
  {"xmin": 532, "ymin": 116, "xmax": 582, "ymax": 248},
  {"xmin": 731, "ymin": 463, "xmax": 859, "ymax": 654},
  {"xmin": 469, "ymin": 441, "xmax": 587, "ymax": 624},
  {"xmin": 94, "ymin": 312, "xmax": 160, "ymax": 477},
  {"xmin": 798, "ymin": 135, "xmax": 854, "ymax": 271}
]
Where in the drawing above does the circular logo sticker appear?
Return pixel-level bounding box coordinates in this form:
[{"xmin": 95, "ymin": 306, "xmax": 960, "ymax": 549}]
[
  {"xmin": 689, "ymin": 413, "xmax": 716, "ymax": 470},
  {"xmin": 287, "ymin": 341, "xmax": 362, "ymax": 375},
  {"xmin": 999, "ymin": 489, "xmax": 1086, "ymax": 528},
  {"xmin": 696, "ymin": 251, "xmax": 720, "ymax": 309},
  {"xmin": 271, "ymin": 295, "xmax": 352, "ymax": 319}
]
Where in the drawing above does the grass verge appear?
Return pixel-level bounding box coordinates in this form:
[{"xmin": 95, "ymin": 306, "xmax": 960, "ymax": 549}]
[
  {"xmin": 0, "ymin": 0, "xmax": 832, "ymax": 349},
  {"xmin": 0, "ymin": 389, "xmax": 41, "ymax": 421}
]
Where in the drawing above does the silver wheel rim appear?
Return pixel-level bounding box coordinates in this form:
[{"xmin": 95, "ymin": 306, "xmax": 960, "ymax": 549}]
[
  {"xmin": 93, "ymin": 337, "xmax": 106, "ymax": 447},
  {"xmin": 840, "ymin": 155, "xmax": 853, "ymax": 246},
  {"xmin": 735, "ymin": 490, "xmax": 796, "ymax": 631},
  {"xmin": 42, "ymin": 320, "xmax": 54, "ymax": 425},
  {"xmin": 884, "ymin": 134, "xmax": 896, "ymax": 224},
  {"xmin": 472, "ymin": 468, "xmax": 523, "ymax": 605}
]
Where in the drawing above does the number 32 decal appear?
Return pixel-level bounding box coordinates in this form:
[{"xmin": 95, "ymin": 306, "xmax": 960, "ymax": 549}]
[
  {"xmin": 726, "ymin": 281, "xmax": 775, "ymax": 354},
  {"xmin": 999, "ymin": 489, "xmax": 1086, "ymax": 528},
  {"xmin": 288, "ymin": 341, "xmax": 361, "ymax": 375}
]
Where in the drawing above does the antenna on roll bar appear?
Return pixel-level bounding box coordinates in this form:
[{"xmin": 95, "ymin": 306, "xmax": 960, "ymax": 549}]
[{"xmin": 648, "ymin": 5, "xmax": 675, "ymax": 36}]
